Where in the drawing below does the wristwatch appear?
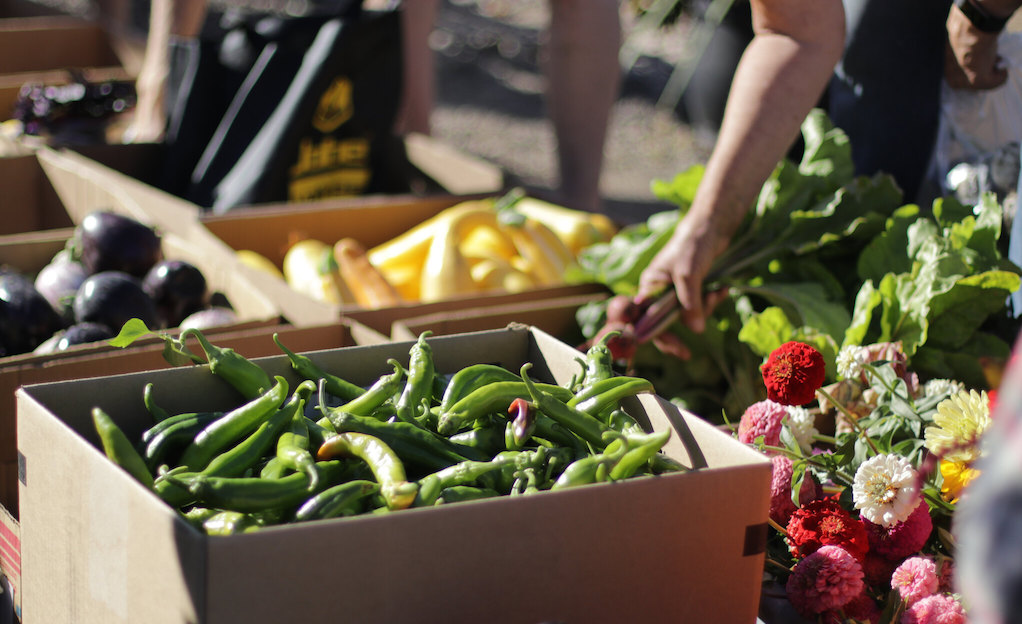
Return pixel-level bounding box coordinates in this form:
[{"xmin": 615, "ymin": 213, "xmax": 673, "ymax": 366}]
[{"xmin": 954, "ymin": 0, "xmax": 1011, "ymax": 33}]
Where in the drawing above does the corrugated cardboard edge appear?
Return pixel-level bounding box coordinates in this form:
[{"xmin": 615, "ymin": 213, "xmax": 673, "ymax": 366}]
[{"xmin": 0, "ymin": 503, "xmax": 19, "ymax": 621}]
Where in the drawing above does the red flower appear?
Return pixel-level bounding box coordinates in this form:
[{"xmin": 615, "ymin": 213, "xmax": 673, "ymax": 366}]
[
  {"xmin": 786, "ymin": 496, "xmax": 870, "ymax": 562},
  {"xmin": 761, "ymin": 341, "xmax": 826, "ymax": 406}
]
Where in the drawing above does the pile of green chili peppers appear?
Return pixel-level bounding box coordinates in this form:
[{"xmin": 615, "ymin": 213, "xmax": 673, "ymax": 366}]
[{"xmin": 90, "ymin": 329, "xmax": 686, "ymax": 536}]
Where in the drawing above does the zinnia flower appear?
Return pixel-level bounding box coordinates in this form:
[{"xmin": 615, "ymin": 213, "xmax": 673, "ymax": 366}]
[
  {"xmin": 837, "ymin": 345, "xmax": 866, "ymax": 380},
  {"xmin": 761, "ymin": 341, "xmax": 826, "ymax": 406},
  {"xmin": 891, "ymin": 556, "xmax": 939, "ymax": 605},
  {"xmin": 924, "ymin": 389, "xmax": 991, "ymax": 464},
  {"xmin": 737, "ymin": 399, "xmax": 787, "ymax": 448},
  {"xmin": 852, "ymin": 454, "xmax": 921, "ymax": 528},
  {"xmin": 785, "ymin": 545, "xmax": 864, "ymax": 617},
  {"xmin": 786, "ymin": 496, "xmax": 870, "ymax": 561},
  {"xmin": 861, "ymin": 498, "xmax": 933, "ymax": 559},
  {"xmin": 770, "ymin": 455, "xmax": 819, "ymax": 525},
  {"xmin": 900, "ymin": 593, "xmax": 967, "ymax": 624},
  {"xmin": 785, "ymin": 405, "xmax": 818, "ymax": 453},
  {"xmin": 939, "ymin": 459, "xmax": 981, "ymax": 504},
  {"xmin": 923, "ymin": 379, "xmax": 965, "ymax": 399}
]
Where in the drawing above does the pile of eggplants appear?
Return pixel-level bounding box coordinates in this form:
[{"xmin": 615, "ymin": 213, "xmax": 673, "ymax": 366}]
[
  {"xmin": 92, "ymin": 329, "xmax": 686, "ymax": 535},
  {"xmin": 1, "ymin": 210, "xmax": 236, "ymax": 357}
]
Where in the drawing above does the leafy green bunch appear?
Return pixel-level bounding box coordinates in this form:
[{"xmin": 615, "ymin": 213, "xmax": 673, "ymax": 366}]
[{"xmin": 569, "ymin": 109, "xmax": 1021, "ymax": 421}]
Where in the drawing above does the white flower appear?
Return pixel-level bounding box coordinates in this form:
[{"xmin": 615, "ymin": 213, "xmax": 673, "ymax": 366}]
[
  {"xmin": 923, "ymin": 378, "xmax": 965, "ymax": 399},
  {"xmin": 836, "ymin": 345, "xmax": 865, "ymax": 380},
  {"xmin": 852, "ymin": 454, "xmax": 921, "ymax": 528},
  {"xmin": 785, "ymin": 406, "xmax": 818, "ymax": 453}
]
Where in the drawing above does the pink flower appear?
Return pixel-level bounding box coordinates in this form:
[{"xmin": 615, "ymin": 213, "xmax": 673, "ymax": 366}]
[
  {"xmin": 761, "ymin": 341, "xmax": 827, "ymax": 406},
  {"xmin": 863, "ymin": 553, "xmax": 899, "ymax": 588},
  {"xmin": 900, "ymin": 593, "xmax": 967, "ymax": 624},
  {"xmin": 936, "ymin": 560, "xmax": 955, "ymax": 594},
  {"xmin": 892, "ymin": 557, "xmax": 939, "ymax": 605},
  {"xmin": 861, "ymin": 499, "xmax": 933, "ymax": 559},
  {"xmin": 738, "ymin": 399, "xmax": 787, "ymax": 448},
  {"xmin": 786, "ymin": 545, "xmax": 865, "ymax": 617},
  {"xmin": 770, "ymin": 455, "xmax": 819, "ymax": 525}
]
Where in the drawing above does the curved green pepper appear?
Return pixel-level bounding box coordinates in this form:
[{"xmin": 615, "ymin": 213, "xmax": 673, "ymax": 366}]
[
  {"xmin": 178, "ymin": 376, "xmax": 289, "ymax": 472},
  {"xmin": 317, "ymin": 432, "xmax": 418, "ymax": 510},
  {"xmin": 273, "ymin": 333, "xmax": 364, "ymax": 402},
  {"xmin": 92, "ymin": 407, "xmax": 154, "ymax": 490},
  {"xmin": 182, "ymin": 327, "xmax": 274, "ymax": 400}
]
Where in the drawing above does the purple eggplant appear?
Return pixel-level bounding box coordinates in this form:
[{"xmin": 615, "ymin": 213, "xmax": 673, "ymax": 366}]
[
  {"xmin": 73, "ymin": 271, "xmax": 158, "ymax": 333},
  {"xmin": 0, "ymin": 269, "xmax": 66, "ymax": 356},
  {"xmin": 143, "ymin": 259, "xmax": 208, "ymax": 328},
  {"xmin": 74, "ymin": 211, "xmax": 163, "ymax": 278},
  {"xmin": 179, "ymin": 306, "xmax": 239, "ymax": 331},
  {"xmin": 34, "ymin": 249, "xmax": 88, "ymax": 323}
]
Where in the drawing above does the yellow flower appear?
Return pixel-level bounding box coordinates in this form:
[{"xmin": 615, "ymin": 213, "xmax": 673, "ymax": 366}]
[
  {"xmin": 924, "ymin": 389, "xmax": 991, "ymax": 464},
  {"xmin": 940, "ymin": 459, "xmax": 981, "ymax": 503}
]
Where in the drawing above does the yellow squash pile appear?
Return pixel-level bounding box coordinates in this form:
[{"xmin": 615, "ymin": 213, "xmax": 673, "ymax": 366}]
[{"xmin": 269, "ymin": 195, "xmax": 617, "ymax": 308}]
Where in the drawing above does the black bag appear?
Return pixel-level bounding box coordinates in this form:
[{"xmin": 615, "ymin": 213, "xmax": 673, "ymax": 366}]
[{"xmin": 160, "ymin": 1, "xmax": 416, "ymax": 213}]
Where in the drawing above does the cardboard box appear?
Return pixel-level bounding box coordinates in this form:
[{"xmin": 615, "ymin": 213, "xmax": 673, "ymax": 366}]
[
  {"xmin": 0, "ymin": 145, "xmax": 166, "ymax": 235},
  {"xmin": 0, "ymin": 15, "xmax": 140, "ymax": 121},
  {"xmin": 389, "ymin": 291, "xmax": 607, "ymax": 343},
  {"xmin": 15, "ymin": 326, "xmax": 771, "ymax": 623}
]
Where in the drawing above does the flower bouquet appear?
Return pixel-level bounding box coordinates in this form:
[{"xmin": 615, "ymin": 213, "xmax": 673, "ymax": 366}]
[{"xmin": 747, "ymin": 339, "xmax": 1002, "ymax": 623}]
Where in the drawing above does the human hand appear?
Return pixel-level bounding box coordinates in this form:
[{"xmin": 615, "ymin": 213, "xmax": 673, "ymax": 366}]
[
  {"xmin": 635, "ymin": 214, "xmax": 729, "ymax": 336},
  {"xmin": 945, "ymin": 3, "xmax": 1010, "ymax": 90}
]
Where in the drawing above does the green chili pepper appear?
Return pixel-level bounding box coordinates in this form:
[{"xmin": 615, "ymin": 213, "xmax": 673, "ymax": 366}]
[
  {"xmin": 259, "ymin": 456, "xmax": 292, "ymax": 480},
  {"xmin": 608, "ymin": 430, "xmax": 671, "ymax": 481},
  {"xmin": 394, "ymin": 332, "xmax": 436, "ymax": 427},
  {"xmin": 448, "ymin": 420, "xmax": 508, "ymax": 457},
  {"xmin": 142, "ymin": 409, "xmax": 221, "ymax": 446},
  {"xmin": 182, "ymin": 327, "xmax": 275, "ymax": 400},
  {"xmin": 202, "ymin": 510, "xmax": 263, "ymax": 535},
  {"xmin": 436, "ymin": 381, "xmax": 574, "ymax": 436},
  {"xmin": 317, "ymin": 433, "xmax": 418, "ymax": 510},
  {"xmin": 579, "ymin": 330, "xmax": 617, "ymax": 392},
  {"xmin": 570, "ymin": 377, "xmax": 654, "ymax": 420},
  {"xmin": 435, "ymin": 485, "xmax": 500, "ymax": 505},
  {"xmin": 413, "ymin": 452, "xmax": 522, "ymax": 506},
  {"xmin": 327, "ymin": 409, "xmax": 482, "ymax": 471},
  {"xmin": 273, "ymin": 333, "xmax": 364, "ymax": 402},
  {"xmin": 293, "ymin": 479, "xmax": 379, "ymax": 522},
  {"xmin": 276, "ymin": 397, "xmax": 320, "ymax": 492},
  {"xmin": 178, "ymin": 376, "xmax": 290, "ymax": 472},
  {"xmin": 162, "ymin": 460, "xmax": 348, "ymax": 513},
  {"xmin": 438, "ymin": 363, "xmax": 522, "ymax": 413},
  {"xmin": 144, "ymin": 411, "xmax": 222, "ymax": 471},
  {"xmin": 316, "ymin": 359, "xmax": 405, "ymax": 428},
  {"xmin": 550, "ymin": 438, "xmax": 629, "ymax": 490},
  {"xmin": 155, "ymin": 406, "xmax": 296, "ymax": 508},
  {"xmin": 519, "ymin": 364, "xmax": 610, "ymax": 449},
  {"xmin": 143, "ymin": 383, "xmax": 173, "ymax": 423},
  {"xmin": 92, "ymin": 407, "xmax": 154, "ymax": 489}
]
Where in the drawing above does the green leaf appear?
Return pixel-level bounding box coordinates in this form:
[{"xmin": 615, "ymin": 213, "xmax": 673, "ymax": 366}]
[
  {"xmin": 856, "ymin": 204, "xmax": 923, "ymax": 284},
  {"xmin": 108, "ymin": 318, "xmax": 154, "ymax": 348},
  {"xmin": 650, "ymin": 165, "xmax": 704, "ymax": 210},
  {"xmin": 742, "ymin": 282, "xmax": 851, "ymax": 345},
  {"xmin": 926, "ymin": 271, "xmax": 1021, "ymax": 349},
  {"xmin": 844, "ymin": 280, "xmax": 881, "ymax": 348},
  {"xmin": 798, "ymin": 108, "xmax": 855, "ymax": 185},
  {"xmin": 737, "ymin": 307, "xmax": 792, "ymax": 357}
]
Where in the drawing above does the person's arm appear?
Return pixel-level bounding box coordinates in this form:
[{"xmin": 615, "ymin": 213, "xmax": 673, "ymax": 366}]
[
  {"xmin": 636, "ymin": 0, "xmax": 845, "ymax": 335},
  {"xmin": 945, "ymin": 0, "xmax": 1022, "ymax": 90},
  {"xmin": 125, "ymin": 0, "xmax": 207, "ymax": 142}
]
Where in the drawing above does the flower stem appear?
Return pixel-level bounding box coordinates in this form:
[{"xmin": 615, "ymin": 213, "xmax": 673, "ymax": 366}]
[
  {"xmin": 764, "ymin": 557, "xmax": 792, "ymax": 573},
  {"xmin": 768, "ymin": 518, "xmax": 789, "ymax": 537},
  {"xmin": 816, "ymin": 387, "xmax": 880, "ymax": 456}
]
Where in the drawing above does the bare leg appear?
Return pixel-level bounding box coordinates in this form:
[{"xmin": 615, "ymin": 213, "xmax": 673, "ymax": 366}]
[
  {"xmin": 546, "ymin": 0, "xmax": 622, "ymax": 213},
  {"xmin": 394, "ymin": 0, "xmax": 441, "ymax": 136}
]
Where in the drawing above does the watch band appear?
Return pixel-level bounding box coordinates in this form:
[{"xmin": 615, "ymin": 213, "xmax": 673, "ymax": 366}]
[{"xmin": 954, "ymin": 0, "xmax": 1011, "ymax": 33}]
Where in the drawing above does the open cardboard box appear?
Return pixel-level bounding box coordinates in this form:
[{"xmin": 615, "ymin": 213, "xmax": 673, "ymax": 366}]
[
  {"xmin": 389, "ymin": 291, "xmax": 607, "ymax": 344},
  {"xmin": 0, "ymin": 216, "xmax": 287, "ymax": 513},
  {"xmin": 14, "ymin": 326, "xmax": 771, "ymax": 623}
]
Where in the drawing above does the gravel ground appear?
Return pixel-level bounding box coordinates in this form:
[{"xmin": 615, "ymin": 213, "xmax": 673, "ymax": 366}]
[{"xmin": 428, "ymin": 0, "xmax": 716, "ymax": 225}]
